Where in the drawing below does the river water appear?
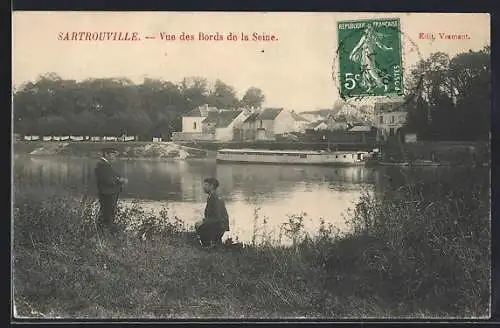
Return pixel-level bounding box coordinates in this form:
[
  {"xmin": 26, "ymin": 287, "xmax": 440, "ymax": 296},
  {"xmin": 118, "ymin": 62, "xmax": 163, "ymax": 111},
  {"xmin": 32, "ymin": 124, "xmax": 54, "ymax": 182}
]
[{"xmin": 13, "ymin": 156, "xmax": 488, "ymax": 244}]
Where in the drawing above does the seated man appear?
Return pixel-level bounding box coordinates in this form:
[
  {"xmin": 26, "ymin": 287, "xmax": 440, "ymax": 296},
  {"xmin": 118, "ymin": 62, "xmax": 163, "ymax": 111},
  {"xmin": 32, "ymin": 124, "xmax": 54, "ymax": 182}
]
[{"xmin": 195, "ymin": 178, "xmax": 229, "ymax": 247}]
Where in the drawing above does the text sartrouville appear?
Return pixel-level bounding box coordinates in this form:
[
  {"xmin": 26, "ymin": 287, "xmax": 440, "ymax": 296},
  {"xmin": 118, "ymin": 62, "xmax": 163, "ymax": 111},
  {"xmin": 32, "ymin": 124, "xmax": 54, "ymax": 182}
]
[{"xmin": 57, "ymin": 32, "xmax": 140, "ymax": 41}]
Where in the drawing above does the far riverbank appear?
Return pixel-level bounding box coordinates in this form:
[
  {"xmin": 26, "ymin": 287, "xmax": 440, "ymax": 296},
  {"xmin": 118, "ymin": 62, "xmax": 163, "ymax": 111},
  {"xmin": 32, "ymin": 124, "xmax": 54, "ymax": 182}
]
[
  {"xmin": 12, "ymin": 140, "xmax": 490, "ymax": 167},
  {"xmin": 13, "ymin": 141, "xmax": 213, "ymax": 160}
]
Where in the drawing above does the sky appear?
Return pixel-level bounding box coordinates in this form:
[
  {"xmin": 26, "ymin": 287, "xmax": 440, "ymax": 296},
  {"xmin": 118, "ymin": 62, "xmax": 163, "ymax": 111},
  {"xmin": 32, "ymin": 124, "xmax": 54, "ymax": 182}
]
[{"xmin": 12, "ymin": 12, "xmax": 490, "ymax": 111}]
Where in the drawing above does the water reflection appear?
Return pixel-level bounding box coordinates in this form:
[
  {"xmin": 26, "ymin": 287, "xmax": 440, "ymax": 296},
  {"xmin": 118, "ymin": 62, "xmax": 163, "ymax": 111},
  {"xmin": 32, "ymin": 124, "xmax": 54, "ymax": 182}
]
[
  {"xmin": 14, "ymin": 157, "xmax": 375, "ymax": 243},
  {"xmin": 215, "ymin": 163, "xmax": 375, "ymax": 202},
  {"xmin": 14, "ymin": 156, "xmax": 487, "ymax": 244}
]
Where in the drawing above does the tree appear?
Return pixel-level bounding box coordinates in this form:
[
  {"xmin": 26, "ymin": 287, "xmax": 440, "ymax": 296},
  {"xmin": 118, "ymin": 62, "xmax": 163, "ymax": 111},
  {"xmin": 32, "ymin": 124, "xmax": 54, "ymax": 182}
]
[
  {"xmin": 448, "ymin": 47, "xmax": 490, "ymax": 140},
  {"xmin": 180, "ymin": 76, "xmax": 209, "ymax": 110},
  {"xmin": 404, "ymin": 46, "xmax": 490, "ymax": 141},
  {"xmin": 13, "ymin": 75, "xmax": 268, "ymax": 138},
  {"xmin": 37, "ymin": 115, "xmax": 69, "ymax": 135},
  {"xmin": 206, "ymin": 79, "xmax": 240, "ymax": 109},
  {"xmin": 241, "ymin": 87, "xmax": 265, "ymax": 109},
  {"xmin": 405, "ymin": 95, "xmax": 428, "ymax": 137}
]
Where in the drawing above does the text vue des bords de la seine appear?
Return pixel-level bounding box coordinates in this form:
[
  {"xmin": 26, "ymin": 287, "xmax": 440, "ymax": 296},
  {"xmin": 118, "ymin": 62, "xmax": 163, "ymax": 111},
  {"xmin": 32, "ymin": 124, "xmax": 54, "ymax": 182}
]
[{"xmin": 57, "ymin": 31, "xmax": 279, "ymax": 41}]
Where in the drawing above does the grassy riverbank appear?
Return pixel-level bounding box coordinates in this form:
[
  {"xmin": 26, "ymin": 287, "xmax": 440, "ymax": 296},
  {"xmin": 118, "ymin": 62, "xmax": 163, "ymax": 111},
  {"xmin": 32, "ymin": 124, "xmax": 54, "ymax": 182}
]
[{"xmin": 12, "ymin": 169, "xmax": 490, "ymax": 318}]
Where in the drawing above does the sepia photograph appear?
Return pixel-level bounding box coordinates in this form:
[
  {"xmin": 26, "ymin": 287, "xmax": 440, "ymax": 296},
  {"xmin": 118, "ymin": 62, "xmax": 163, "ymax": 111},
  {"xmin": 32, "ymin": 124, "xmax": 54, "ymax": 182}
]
[{"xmin": 11, "ymin": 12, "xmax": 491, "ymax": 319}]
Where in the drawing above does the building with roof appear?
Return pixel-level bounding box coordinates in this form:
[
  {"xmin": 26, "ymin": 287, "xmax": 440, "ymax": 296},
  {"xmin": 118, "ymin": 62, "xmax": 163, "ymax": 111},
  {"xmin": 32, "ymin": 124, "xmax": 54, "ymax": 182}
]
[
  {"xmin": 372, "ymin": 99, "xmax": 409, "ymax": 142},
  {"xmin": 200, "ymin": 111, "xmax": 220, "ymax": 135},
  {"xmin": 241, "ymin": 112, "xmax": 260, "ymax": 141},
  {"xmin": 173, "ymin": 104, "xmax": 249, "ymax": 141},
  {"xmin": 375, "ymin": 111, "xmax": 408, "ymax": 142},
  {"xmin": 213, "ymin": 110, "xmax": 246, "ymax": 142},
  {"xmin": 181, "ymin": 107, "xmax": 205, "ymax": 134},
  {"xmin": 180, "ymin": 104, "xmax": 220, "ymax": 133},
  {"xmin": 255, "ymin": 108, "xmax": 296, "ymax": 140}
]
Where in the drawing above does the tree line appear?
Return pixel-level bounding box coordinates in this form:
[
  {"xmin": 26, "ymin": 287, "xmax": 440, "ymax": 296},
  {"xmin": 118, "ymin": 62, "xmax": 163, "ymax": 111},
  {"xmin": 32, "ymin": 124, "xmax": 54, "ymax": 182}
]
[
  {"xmin": 13, "ymin": 46, "xmax": 490, "ymax": 142},
  {"xmin": 13, "ymin": 75, "xmax": 266, "ymax": 139},
  {"xmin": 404, "ymin": 46, "xmax": 490, "ymax": 141}
]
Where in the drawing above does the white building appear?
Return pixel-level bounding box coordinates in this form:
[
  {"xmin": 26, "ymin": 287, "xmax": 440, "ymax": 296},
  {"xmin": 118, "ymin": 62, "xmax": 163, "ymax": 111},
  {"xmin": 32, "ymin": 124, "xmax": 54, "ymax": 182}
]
[
  {"xmin": 180, "ymin": 104, "xmax": 219, "ymax": 133},
  {"xmin": 182, "ymin": 108, "xmax": 205, "ymax": 133},
  {"xmin": 375, "ymin": 111, "xmax": 407, "ymax": 141}
]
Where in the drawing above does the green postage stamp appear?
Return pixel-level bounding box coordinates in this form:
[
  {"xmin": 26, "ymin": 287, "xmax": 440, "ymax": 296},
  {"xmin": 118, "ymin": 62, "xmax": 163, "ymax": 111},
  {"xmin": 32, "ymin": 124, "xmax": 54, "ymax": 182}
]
[{"xmin": 337, "ymin": 18, "xmax": 403, "ymax": 98}]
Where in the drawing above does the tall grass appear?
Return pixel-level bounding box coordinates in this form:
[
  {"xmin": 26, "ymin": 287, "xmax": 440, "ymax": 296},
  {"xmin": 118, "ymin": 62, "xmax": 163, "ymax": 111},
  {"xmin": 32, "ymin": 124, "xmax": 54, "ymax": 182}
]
[
  {"xmin": 332, "ymin": 168, "xmax": 491, "ymax": 317},
  {"xmin": 12, "ymin": 168, "xmax": 490, "ymax": 318}
]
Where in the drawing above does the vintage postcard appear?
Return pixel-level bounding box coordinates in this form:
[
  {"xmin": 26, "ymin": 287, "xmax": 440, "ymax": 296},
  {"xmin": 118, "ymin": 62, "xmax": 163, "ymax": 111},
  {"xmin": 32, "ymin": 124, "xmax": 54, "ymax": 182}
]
[{"xmin": 12, "ymin": 12, "xmax": 491, "ymax": 320}]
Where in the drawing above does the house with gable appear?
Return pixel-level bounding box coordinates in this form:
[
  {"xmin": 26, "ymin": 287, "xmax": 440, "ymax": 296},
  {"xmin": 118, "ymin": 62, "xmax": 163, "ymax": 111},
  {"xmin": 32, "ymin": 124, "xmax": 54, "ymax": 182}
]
[
  {"xmin": 173, "ymin": 104, "xmax": 219, "ymax": 141},
  {"xmin": 200, "ymin": 111, "xmax": 219, "ymax": 135},
  {"xmin": 181, "ymin": 104, "xmax": 218, "ymax": 133},
  {"xmin": 213, "ymin": 110, "xmax": 247, "ymax": 142},
  {"xmin": 181, "ymin": 107, "xmax": 204, "ymax": 134},
  {"xmin": 241, "ymin": 112, "xmax": 260, "ymax": 141},
  {"xmin": 255, "ymin": 108, "xmax": 296, "ymax": 140}
]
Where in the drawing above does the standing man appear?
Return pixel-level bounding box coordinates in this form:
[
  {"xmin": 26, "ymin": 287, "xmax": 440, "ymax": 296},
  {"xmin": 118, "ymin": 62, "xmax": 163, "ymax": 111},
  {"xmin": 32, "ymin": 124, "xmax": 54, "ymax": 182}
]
[
  {"xmin": 95, "ymin": 147, "xmax": 126, "ymax": 228},
  {"xmin": 195, "ymin": 178, "xmax": 230, "ymax": 247}
]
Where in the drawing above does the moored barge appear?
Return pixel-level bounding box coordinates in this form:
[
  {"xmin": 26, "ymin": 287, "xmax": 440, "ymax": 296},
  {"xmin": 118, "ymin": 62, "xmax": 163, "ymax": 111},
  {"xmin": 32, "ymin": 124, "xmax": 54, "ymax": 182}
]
[{"xmin": 216, "ymin": 148, "xmax": 372, "ymax": 166}]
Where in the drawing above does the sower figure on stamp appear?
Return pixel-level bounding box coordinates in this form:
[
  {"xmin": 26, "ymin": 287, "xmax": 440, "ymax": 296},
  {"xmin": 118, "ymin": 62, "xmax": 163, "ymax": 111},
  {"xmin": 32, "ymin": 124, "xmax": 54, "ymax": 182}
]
[
  {"xmin": 95, "ymin": 148, "xmax": 126, "ymax": 229},
  {"xmin": 348, "ymin": 24, "xmax": 393, "ymax": 93},
  {"xmin": 195, "ymin": 178, "xmax": 229, "ymax": 248}
]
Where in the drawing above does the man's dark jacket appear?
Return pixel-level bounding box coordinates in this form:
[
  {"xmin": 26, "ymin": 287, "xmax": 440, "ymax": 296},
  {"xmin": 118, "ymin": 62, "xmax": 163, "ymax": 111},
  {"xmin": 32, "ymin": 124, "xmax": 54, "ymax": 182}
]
[
  {"xmin": 95, "ymin": 159, "xmax": 122, "ymax": 195},
  {"xmin": 204, "ymin": 193, "xmax": 230, "ymax": 232}
]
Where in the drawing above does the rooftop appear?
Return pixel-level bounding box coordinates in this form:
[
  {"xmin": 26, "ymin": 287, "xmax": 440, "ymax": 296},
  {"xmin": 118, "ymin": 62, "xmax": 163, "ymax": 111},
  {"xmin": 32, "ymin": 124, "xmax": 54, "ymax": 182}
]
[
  {"xmin": 243, "ymin": 112, "xmax": 260, "ymax": 123},
  {"xmin": 257, "ymin": 108, "xmax": 283, "ymax": 120},
  {"xmin": 214, "ymin": 110, "xmax": 243, "ymax": 128},
  {"xmin": 184, "ymin": 107, "xmax": 203, "ymax": 117},
  {"xmin": 201, "ymin": 112, "xmax": 219, "ymax": 124},
  {"xmin": 183, "ymin": 104, "xmax": 220, "ymax": 117}
]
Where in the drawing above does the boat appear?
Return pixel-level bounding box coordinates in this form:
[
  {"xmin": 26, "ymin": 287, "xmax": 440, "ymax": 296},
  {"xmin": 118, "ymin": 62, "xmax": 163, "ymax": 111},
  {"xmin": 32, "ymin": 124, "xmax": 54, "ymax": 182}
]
[
  {"xmin": 216, "ymin": 148, "xmax": 372, "ymax": 166},
  {"xmin": 410, "ymin": 160, "xmax": 450, "ymax": 167},
  {"xmin": 378, "ymin": 161, "xmax": 410, "ymax": 167}
]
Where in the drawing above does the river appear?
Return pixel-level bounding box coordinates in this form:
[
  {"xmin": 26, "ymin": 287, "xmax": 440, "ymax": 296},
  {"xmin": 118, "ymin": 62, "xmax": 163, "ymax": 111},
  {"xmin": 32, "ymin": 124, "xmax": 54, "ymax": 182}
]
[{"xmin": 13, "ymin": 156, "xmax": 488, "ymax": 245}]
